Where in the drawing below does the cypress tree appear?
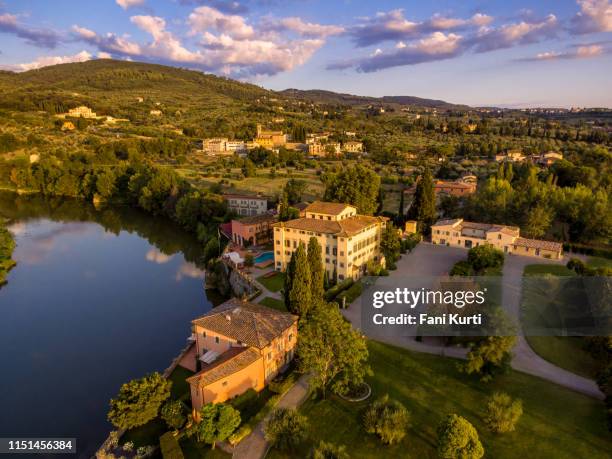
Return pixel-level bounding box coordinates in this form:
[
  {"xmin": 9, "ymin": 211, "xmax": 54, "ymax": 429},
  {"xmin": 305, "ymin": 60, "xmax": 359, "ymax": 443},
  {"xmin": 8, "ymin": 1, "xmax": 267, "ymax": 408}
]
[
  {"xmin": 397, "ymin": 189, "xmax": 405, "ymax": 225},
  {"xmin": 307, "ymin": 237, "xmax": 324, "ymax": 300},
  {"xmin": 407, "ymin": 168, "xmax": 436, "ymax": 234},
  {"xmin": 283, "ymin": 252, "xmax": 296, "ymax": 309},
  {"xmin": 288, "ymin": 242, "xmax": 312, "ymax": 316}
]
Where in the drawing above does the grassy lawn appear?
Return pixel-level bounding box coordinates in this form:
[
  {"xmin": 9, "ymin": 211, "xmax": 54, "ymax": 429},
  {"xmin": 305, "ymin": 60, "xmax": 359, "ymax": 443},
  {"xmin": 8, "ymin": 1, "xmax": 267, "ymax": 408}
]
[
  {"xmin": 180, "ymin": 438, "xmax": 231, "ymax": 459},
  {"xmin": 587, "ymin": 256, "xmax": 612, "ymax": 269},
  {"xmin": 268, "ymin": 341, "xmax": 610, "ymax": 459},
  {"xmin": 258, "ymin": 296, "xmax": 287, "ymax": 312},
  {"xmin": 523, "ymin": 264, "xmax": 575, "ymax": 276},
  {"xmin": 169, "ymin": 365, "xmax": 195, "ymax": 401},
  {"xmin": 521, "ymin": 264, "xmax": 600, "ymax": 378},
  {"xmin": 257, "ymin": 272, "xmax": 285, "ymax": 292}
]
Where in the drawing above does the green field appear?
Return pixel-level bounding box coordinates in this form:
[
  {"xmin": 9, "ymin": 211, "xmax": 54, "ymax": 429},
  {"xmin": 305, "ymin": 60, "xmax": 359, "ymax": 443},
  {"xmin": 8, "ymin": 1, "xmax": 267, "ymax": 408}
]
[
  {"xmin": 268, "ymin": 341, "xmax": 610, "ymax": 459},
  {"xmin": 258, "ymin": 296, "xmax": 287, "ymax": 311},
  {"xmin": 257, "ymin": 272, "xmax": 285, "ymax": 292},
  {"xmin": 521, "ymin": 264, "xmax": 600, "ymax": 378}
]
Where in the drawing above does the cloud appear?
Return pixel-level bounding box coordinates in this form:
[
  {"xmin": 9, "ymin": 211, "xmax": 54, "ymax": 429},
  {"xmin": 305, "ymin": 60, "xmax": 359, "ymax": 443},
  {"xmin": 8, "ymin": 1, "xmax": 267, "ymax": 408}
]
[
  {"xmin": 145, "ymin": 248, "xmax": 174, "ymax": 264},
  {"xmin": 570, "ymin": 0, "xmax": 612, "ymax": 33},
  {"xmin": 72, "ymin": 24, "xmax": 142, "ymax": 56},
  {"xmin": 2, "ymin": 50, "xmax": 92, "ymax": 72},
  {"xmin": 179, "ymin": 0, "xmax": 249, "ymax": 14},
  {"xmin": 116, "ymin": 0, "xmax": 145, "ymax": 10},
  {"xmin": 0, "ymin": 13, "xmax": 61, "ymax": 48},
  {"xmin": 175, "ymin": 262, "xmax": 205, "ymax": 281},
  {"xmin": 520, "ymin": 43, "xmax": 605, "ymax": 61},
  {"xmin": 330, "ymin": 31, "xmax": 464, "ymax": 72},
  {"xmin": 471, "ymin": 14, "xmax": 559, "ymax": 52},
  {"xmin": 347, "ymin": 9, "xmax": 492, "ymax": 47},
  {"xmin": 188, "ymin": 6, "xmax": 255, "ymax": 39},
  {"xmin": 263, "ymin": 16, "xmax": 344, "ymax": 38}
]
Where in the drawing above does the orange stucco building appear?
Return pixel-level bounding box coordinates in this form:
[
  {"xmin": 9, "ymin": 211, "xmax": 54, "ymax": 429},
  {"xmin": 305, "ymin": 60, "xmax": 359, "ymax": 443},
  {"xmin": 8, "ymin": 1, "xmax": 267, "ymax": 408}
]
[{"xmin": 186, "ymin": 299, "xmax": 298, "ymax": 414}]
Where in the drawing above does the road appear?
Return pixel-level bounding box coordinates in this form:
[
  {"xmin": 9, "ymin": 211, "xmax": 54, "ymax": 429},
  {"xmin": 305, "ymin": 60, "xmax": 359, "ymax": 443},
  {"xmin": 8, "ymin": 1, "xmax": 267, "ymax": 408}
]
[{"xmin": 344, "ymin": 243, "xmax": 604, "ymax": 400}]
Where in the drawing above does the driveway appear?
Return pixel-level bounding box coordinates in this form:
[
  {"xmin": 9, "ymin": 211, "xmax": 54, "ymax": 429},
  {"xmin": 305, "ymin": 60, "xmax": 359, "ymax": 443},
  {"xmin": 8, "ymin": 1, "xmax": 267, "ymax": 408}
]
[{"xmin": 344, "ymin": 243, "xmax": 604, "ymax": 400}]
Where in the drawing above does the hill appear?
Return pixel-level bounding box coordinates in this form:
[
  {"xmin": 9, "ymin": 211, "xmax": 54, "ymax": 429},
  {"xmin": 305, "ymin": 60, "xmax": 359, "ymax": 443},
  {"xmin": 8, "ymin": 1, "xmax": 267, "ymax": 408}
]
[{"xmin": 280, "ymin": 88, "xmax": 469, "ymax": 110}]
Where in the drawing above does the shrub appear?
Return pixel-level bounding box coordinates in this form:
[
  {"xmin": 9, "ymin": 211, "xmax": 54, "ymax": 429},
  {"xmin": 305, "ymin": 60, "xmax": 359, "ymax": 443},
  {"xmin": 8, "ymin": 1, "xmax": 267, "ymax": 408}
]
[
  {"xmin": 467, "ymin": 245, "xmax": 504, "ymax": 273},
  {"xmin": 264, "ymin": 408, "xmax": 308, "ymax": 451},
  {"xmin": 159, "ymin": 432, "xmax": 184, "ymax": 459},
  {"xmin": 229, "ymin": 388, "xmax": 258, "ymax": 411},
  {"xmin": 324, "ymin": 278, "xmax": 353, "ymax": 301},
  {"xmin": 228, "ymin": 425, "xmax": 252, "ymax": 446},
  {"xmin": 269, "ymin": 372, "xmax": 298, "ymax": 395},
  {"xmin": 450, "ymin": 260, "xmax": 474, "ymax": 276},
  {"xmin": 245, "ymin": 254, "xmax": 254, "ymax": 267},
  {"xmin": 336, "ymin": 281, "xmax": 363, "ymax": 307},
  {"xmin": 437, "ymin": 414, "xmax": 484, "ymax": 459},
  {"xmin": 363, "ymin": 394, "xmax": 410, "ymax": 444},
  {"xmin": 311, "ymin": 441, "xmax": 349, "ymax": 459},
  {"xmin": 161, "ymin": 399, "xmax": 186, "ymax": 430},
  {"xmin": 484, "ymin": 392, "xmax": 523, "ymax": 433}
]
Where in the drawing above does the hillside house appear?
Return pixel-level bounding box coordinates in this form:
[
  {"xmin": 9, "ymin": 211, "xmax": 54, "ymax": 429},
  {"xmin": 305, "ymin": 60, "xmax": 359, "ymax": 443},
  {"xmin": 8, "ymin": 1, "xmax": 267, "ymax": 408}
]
[
  {"xmin": 68, "ymin": 106, "xmax": 96, "ymax": 118},
  {"xmin": 431, "ymin": 218, "xmax": 563, "ymax": 259},
  {"xmin": 187, "ymin": 299, "xmax": 298, "ymax": 413}
]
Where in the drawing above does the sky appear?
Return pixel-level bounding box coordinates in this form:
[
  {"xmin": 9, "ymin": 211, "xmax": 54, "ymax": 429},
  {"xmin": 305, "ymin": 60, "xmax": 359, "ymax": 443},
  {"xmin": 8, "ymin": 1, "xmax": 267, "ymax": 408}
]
[{"xmin": 0, "ymin": 0, "xmax": 611, "ymax": 107}]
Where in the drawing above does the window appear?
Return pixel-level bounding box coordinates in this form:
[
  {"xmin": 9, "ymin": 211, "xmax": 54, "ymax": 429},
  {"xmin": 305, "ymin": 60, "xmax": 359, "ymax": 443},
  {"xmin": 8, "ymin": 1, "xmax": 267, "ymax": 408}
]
[
  {"xmin": 340, "ymin": 251, "xmax": 344, "ymax": 256},
  {"xmin": 339, "ymin": 274, "xmax": 345, "ymax": 280},
  {"xmin": 498, "ymin": 234, "xmax": 502, "ymax": 240},
  {"xmin": 202, "ymin": 331, "xmax": 207, "ymax": 338},
  {"xmin": 215, "ymin": 336, "xmax": 220, "ymax": 344},
  {"xmin": 289, "ymin": 333, "xmax": 293, "ymax": 341},
  {"xmin": 267, "ymin": 352, "xmax": 272, "ymax": 361}
]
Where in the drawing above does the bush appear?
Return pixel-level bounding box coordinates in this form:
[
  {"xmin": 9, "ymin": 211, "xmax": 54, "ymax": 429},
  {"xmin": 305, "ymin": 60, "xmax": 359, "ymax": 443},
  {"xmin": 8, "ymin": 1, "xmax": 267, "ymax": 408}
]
[
  {"xmin": 467, "ymin": 245, "xmax": 504, "ymax": 273},
  {"xmin": 245, "ymin": 254, "xmax": 254, "ymax": 267},
  {"xmin": 228, "ymin": 425, "xmax": 252, "ymax": 446},
  {"xmin": 311, "ymin": 441, "xmax": 349, "ymax": 459},
  {"xmin": 161, "ymin": 400, "xmax": 186, "ymax": 430},
  {"xmin": 336, "ymin": 281, "xmax": 363, "ymax": 307},
  {"xmin": 450, "ymin": 260, "xmax": 474, "ymax": 276},
  {"xmin": 484, "ymin": 392, "xmax": 523, "ymax": 433},
  {"xmin": 437, "ymin": 414, "xmax": 484, "ymax": 459},
  {"xmin": 363, "ymin": 394, "xmax": 410, "ymax": 445},
  {"xmin": 269, "ymin": 372, "xmax": 298, "ymax": 395},
  {"xmin": 159, "ymin": 432, "xmax": 184, "ymax": 459},
  {"xmin": 229, "ymin": 388, "xmax": 258, "ymax": 411},
  {"xmin": 264, "ymin": 408, "xmax": 308, "ymax": 451},
  {"xmin": 324, "ymin": 278, "xmax": 353, "ymax": 301}
]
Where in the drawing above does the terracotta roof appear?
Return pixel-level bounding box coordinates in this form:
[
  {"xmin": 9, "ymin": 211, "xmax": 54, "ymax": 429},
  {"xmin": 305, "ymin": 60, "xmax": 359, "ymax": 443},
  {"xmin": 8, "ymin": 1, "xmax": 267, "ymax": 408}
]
[
  {"xmin": 186, "ymin": 347, "xmax": 261, "ymax": 387},
  {"xmin": 192, "ymin": 298, "xmax": 297, "ymax": 349},
  {"xmin": 514, "ymin": 237, "xmax": 562, "ymax": 252},
  {"xmin": 433, "ymin": 218, "xmax": 462, "ymax": 227},
  {"xmin": 223, "ymin": 194, "xmax": 267, "ymax": 201},
  {"xmin": 234, "ymin": 214, "xmax": 277, "ymax": 225},
  {"xmin": 305, "ymin": 201, "xmax": 354, "ymax": 215},
  {"xmin": 434, "ymin": 181, "xmax": 475, "ymax": 189},
  {"xmin": 273, "ymin": 214, "xmax": 386, "ymax": 237}
]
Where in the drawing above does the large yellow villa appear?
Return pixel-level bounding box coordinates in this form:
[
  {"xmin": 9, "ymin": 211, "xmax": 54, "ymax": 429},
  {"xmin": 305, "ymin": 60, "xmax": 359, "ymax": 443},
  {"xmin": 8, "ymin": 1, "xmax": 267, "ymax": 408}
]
[
  {"xmin": 186, "ymin": 298, "xmax": 298, "ymax": 414},
  {"xmin": 431, "ymin": 218, "xmax": 563, "ymax": 259},
  {"xmin": 272, "ymin": 201, "xmax": 388, "ymax": 280}
]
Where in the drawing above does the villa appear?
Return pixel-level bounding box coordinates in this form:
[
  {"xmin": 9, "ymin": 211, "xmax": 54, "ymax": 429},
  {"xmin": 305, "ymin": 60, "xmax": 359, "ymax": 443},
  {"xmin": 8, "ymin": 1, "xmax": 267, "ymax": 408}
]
[
  {"xmin": 187, "ymin": 299, "xmax": 298, "ymax": 414},
  {"xmin": 254, "ymin": 124, "xmax": 286, "ymax": 148},
  {"xmin": 67, "ymin": 105, "xmax": 97, "ymax": 118},
  {"xmin": 223, "ymin": 194, "xmax": 268, "ymax": 216},
  {"xmin": 231, "ymin": 214, "xmax": 278, "ymax": 247},
  {"xmin": 431, "ymin": 218, "xmax": 563, "ymax": 259},
  {"xmin": 272, "ymin": 201, "xmax": 388, "ymax": 280}
]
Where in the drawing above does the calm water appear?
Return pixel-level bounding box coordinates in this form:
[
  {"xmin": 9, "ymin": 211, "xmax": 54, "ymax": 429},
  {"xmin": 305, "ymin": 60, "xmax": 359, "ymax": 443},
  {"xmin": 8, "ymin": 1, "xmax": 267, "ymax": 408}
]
[{"xmin": 0, "ymin": 193, "xmax": 215, "ymax": 458}]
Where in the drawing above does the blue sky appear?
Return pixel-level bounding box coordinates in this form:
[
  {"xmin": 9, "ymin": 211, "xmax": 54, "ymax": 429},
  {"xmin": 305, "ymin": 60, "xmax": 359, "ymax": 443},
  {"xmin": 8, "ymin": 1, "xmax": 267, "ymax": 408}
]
[{"xmin": 1, "ymin": 0, "xmax": 611, "ymax": 107}]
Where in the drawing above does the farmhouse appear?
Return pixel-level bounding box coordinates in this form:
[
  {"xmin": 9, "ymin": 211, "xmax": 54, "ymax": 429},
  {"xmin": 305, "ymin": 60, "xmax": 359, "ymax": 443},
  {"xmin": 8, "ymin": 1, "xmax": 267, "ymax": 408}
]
[
  {"xmin": 223, "ymin": 194, "xmax": 268, "ymax": 216},
  {"xmin": 431, "ymin": 218, "xmax": 563, "ymax": 259},
  {"xmin": 187, "ymin": 299, "xmax": 298, "ymax": 413}
]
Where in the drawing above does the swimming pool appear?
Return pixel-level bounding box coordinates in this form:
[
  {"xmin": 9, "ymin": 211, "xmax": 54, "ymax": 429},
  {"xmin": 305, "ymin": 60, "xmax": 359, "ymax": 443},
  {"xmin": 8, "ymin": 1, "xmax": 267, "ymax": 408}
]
[{"xmin": 254, "ymin": 251, "xmax": 274, "ymax": 263}]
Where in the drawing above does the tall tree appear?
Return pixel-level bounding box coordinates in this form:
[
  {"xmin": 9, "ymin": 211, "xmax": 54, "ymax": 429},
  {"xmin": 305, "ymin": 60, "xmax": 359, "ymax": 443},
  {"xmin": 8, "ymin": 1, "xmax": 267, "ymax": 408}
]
[
  {"xmin": 397, "ymin": 188, "xmax": 405, "ymax": 225},
  {"xmin": 283, "ymin": 253, "xmax": 297, "ymax": 309},
  {"xmin": 108, "ymin": 372, "xmax": 171, "ymax": 430},
  {"xmin": 298, "ymin": 302, "xmax": 371, "ymax": 397},
  {"xmin": 188, "ymin": 403, "xmax": 241, "ymax": 449},
  {"xmin": 406, "ymin": 168, "xmax": 436, "ymax": 234},
  {"xmin": 264, "ymin": 408, "xmax": 308, "ymax": 451},
  {"xmin": 307, "ymin": 237, "xmax": 324, "ymax": 301},
  {"xmin": 323, "ymin": 165, "xmax": 381, "ymax": 215},
  {"xmin": 288, "ymin": 242, "xmax": 312, "ymax": 316},
  {"xmin": 380, "ymin": 223, "xmax": 401, "ymax": 270}
]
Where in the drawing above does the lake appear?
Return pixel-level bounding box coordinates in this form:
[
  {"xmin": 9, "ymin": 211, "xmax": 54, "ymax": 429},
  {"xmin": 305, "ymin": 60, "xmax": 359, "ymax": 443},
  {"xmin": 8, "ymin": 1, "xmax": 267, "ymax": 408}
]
[{"xmin": 0, "ymin": 192, "xmax": 216, "ymax": 458}]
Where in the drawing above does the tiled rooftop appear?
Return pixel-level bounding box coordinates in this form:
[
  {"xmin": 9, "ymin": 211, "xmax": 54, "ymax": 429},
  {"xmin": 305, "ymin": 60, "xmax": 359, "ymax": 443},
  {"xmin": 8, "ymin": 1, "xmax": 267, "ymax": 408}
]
[
  {"xmin": 304, "ymin": 201, "xmax": 353, "ymax": 215},
  {"xmin": 192, "ymin": 298, "xmax": 297, "ymax": 349},
  {"xmin": 273, "ymin": 214, "xmax": 385, "ymax": 237},
  {"xmin": 514, "ymin": 237, "xmax": 563, "ymax": 251},
  {"xmin": 186, "ymin": 347, "xmax": 261, "ymax": 387}
]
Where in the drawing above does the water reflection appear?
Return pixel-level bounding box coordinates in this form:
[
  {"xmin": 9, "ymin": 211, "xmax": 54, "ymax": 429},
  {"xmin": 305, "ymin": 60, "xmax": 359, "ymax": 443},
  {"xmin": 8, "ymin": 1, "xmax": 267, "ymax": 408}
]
[{"xmin": 0, "ymin": 192, "xmax": 213, "ymax": 458}]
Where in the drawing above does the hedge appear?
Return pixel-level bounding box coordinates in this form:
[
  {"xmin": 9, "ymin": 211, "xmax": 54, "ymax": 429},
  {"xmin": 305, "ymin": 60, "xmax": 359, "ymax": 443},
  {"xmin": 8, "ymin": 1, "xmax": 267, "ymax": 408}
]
[
  {"xmin": 563, "ymin": 243, "xmax": 612, "ymax": 259},
  {"xmin": 336, "ymin": 280, "xmax": 363, "ymax": 307},
  {"xmin": 324, "ymin": 278, "xmax": 354, "ymax": 301},
  {"xmin": 269, "ymin": 372, "xmax": 298, "ymax": 394},
  {"xmin": 160, "ymin": 432, "xmax": 184, "ymax": 459}
]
